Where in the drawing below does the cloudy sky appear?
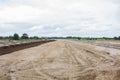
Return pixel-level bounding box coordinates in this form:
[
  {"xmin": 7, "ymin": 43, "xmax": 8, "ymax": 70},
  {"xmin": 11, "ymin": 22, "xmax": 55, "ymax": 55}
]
[{"xmin": 0, "ymin": 0, "xmax": 120, "ymax": 37}]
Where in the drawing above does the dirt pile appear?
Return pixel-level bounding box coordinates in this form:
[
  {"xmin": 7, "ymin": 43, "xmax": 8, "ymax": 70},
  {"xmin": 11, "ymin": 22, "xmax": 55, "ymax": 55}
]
[{"xmin": 0, "ymin": 40, "xmax": 120, "ymax": 80}]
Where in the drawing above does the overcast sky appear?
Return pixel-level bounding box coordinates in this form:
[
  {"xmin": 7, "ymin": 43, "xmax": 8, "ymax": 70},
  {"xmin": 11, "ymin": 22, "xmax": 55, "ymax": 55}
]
[{"xmin": 0, "ymin": 0, "xmax": 120, "ymax": 37}]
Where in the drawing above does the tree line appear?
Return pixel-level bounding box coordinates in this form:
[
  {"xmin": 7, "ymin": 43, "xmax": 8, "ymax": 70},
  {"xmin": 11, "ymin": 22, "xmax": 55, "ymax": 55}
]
[
  {"xmin": 0, "ymin": 34, "xmax": 120, "ymax": 40},
  {"xmin": 66, "ymin": 36, "xmax": 120, "ymax": 40},
  {"xmin": 48, "ymin": 36, "xmax": 120, "ymax": 40},
  {"xmin": 0, "ymin": 33, "xmax": 40, "ymax": 40},
  {"xmin": 114, "ymin": 36, "xmax": 120, "ymax": 40}
]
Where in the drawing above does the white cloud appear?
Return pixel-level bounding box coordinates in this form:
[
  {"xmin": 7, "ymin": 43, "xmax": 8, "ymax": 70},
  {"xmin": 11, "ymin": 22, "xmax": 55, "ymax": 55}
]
[
  {"xmin": 29, "ymin": 25, "xmax": 44, "ymax": 31},
  {"xmin": 0, "ymin": 0, "xmax": 120, "ymax": 37},
  {"xmin": 0, "ymin": 5, "xmax": 42, "ymax": 23}
]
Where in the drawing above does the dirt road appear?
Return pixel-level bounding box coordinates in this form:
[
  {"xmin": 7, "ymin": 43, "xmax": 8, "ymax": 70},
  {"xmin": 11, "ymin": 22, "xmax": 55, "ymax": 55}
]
[{"xmin": 0, "ymin": 40, "xmax": 120, "ymax": 80}]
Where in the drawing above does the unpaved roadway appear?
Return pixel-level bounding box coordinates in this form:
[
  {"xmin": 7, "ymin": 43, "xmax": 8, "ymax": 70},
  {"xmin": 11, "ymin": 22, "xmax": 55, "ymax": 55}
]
[{"xmin": 0, "ymin": 40, "xmax": 120, "ymax": 80}]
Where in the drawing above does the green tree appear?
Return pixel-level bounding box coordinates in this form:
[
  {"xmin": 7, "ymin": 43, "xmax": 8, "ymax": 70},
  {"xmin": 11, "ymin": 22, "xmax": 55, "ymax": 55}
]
[
  {"xmin": 118, "ymin": 36, "xmax": 120, "ymax": 40},
  {"xmin": 21, "ymin": 33, "xmax": 29, "ymax": 39},
  {"xmin": 78, "ymin": 37, "xmax": 81, "ymax": 40},
  {"xmin": 0, "ymin": 36, "xmax": 3, "ymax": 39},
  {"xmin": 13, "ymin": 33, "xmax": 19, "ymax": 40}
]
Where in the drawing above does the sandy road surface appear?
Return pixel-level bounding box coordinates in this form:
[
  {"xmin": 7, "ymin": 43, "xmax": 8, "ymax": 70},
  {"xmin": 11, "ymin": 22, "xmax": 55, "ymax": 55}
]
[{"xmin": 0, "ymin": 40, "xmax": 120, "ymax": 80}]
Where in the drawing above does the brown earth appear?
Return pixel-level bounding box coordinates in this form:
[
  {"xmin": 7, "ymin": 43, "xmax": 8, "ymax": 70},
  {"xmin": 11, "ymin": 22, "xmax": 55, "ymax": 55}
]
[
  {"xmin": 0, "ymin": 40, "xmax": 120, "ymax": 80},
  {"xmin": 0, "ymin": 40, "xmax": 55, "ymax": 55}
]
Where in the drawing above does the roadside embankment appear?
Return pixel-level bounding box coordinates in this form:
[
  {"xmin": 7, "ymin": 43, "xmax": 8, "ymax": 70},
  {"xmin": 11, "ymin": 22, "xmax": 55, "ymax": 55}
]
[{"xmin": 0, "ymin": 40, "xmax": 55, "ymax": 55}]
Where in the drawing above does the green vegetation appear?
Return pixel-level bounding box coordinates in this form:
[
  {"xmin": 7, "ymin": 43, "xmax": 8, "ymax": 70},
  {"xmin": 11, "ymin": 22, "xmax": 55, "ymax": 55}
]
[
  {"xmin": 48, "ymin": 36, "xmax": 120, "ymax": 40},
  {"xmin": 13, "ymin": 33, "xmax": 19, "ymax": 40},
  {"xmin": 0, "ymin": 33, "xmax": 119, "ymax": 41},
  {"xmin": 0, "ymin": 33, "xmax": 41, "ymax": 41},
  {"xmin": 30, "ymin": 36, "xmax": 39, "ymax": 39},
  {"xmin": 114, "ymin": 36, "xmax": 120, "ymax": 40},
  {"xmin": 21, "ymin": 33, "xmax": 29, "ymax": 39}
]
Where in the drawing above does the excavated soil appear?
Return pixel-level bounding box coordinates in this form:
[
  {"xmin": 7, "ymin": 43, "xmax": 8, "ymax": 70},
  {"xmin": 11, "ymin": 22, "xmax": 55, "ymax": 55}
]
[
  {"xmin": 0, "ymin": 40, "xmax": 55, "ymax": 55},
  {"xmin": 0, "ymin": 40, "xmax": 120, "ymax": 80}
]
